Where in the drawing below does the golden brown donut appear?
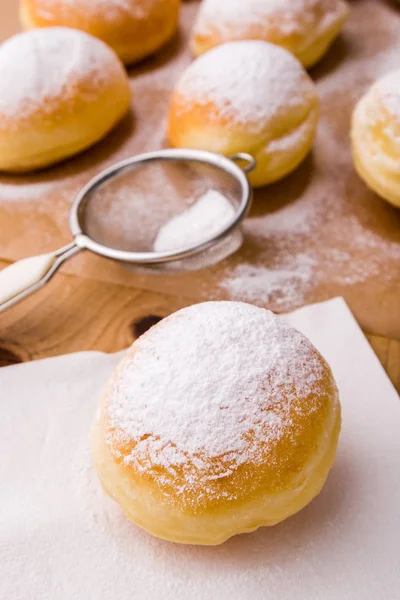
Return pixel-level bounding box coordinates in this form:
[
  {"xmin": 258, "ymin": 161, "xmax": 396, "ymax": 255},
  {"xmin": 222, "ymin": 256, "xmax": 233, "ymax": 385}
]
[
  {"xmin": 167, "ymin": 40, "xmax": 319, "ymax": 187},
  {"xmin": 20, "ymin": 0, "xmax": 181, "ymax": 65},
  {"xmin": 191, "ymin": 0, "xmax": 349, "ymax": 68},
  {"xmin": 352, "ymin": 70, "xmax": 400, "ymax": 208},
  {"xmin": 0, "ymin": 27, "xmax": 131, "ymax": 173},
  {"xmin": 92, "ymin": 301, "xmax": 341, "ymax": 546}
]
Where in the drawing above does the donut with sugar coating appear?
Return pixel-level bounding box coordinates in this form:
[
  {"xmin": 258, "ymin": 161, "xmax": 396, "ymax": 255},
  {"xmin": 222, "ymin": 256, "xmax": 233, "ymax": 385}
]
[
  {"xmin": 191, "ymin": 0, "xmax": 349, "ymax": 68},
  {"xmin": 167, "ymin": 40, "xmax": 320, "ymax": 187},
  {"xmin": 92, "ymin": 301, "xmax": 341, "ymax": 545},
  {"xmin": 0, "ymin": 27, "xmax": 131, "ymax": 173}
]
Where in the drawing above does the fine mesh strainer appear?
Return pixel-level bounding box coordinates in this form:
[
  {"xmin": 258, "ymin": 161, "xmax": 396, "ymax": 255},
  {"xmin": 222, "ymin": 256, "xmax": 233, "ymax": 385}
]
[{"xmin": 0, "ymin": 148, "xmax": 256, "ymax": 312}]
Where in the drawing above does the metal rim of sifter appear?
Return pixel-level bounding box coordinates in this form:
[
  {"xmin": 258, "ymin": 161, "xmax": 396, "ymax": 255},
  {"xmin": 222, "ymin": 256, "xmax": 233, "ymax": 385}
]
[
  {"xmin": 0, "ymin": 148, "xmax": 256, "ymax": 312},
  {"xmin": 70, "ymin": 148, "xmax": 255, "ymax": 263}
]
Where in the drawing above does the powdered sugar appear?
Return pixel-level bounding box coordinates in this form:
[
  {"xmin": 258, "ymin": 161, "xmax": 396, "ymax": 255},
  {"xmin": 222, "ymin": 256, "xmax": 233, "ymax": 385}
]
[
  {"xmin": 0, "ymin": 27, "xmax": 120, "ymax": 121},
  {"xmin": 196, "ymin": 0, "xmax": 304, "ymax": 36},
  {"xmin": 194, "ymin": 0, "xmax": 346, "ymax": 38},
  {"xmin": 106, "ymin": 301, "xmax": 330, "ymax": 503},
  {"xmin": 220, "ymin": 168, "xmax": 400, "ymax": 309},
  {"xmin": 0, "ymin": 180, "xmax": 55, "ymax": 202},
  {"xmin": 175, "ymin": 40, "xmax": 316, "ymax": 134},
  {"xmin": 153, "ymin": 189, "xmax": 235, "ymax": 251},
  {"xmin": 222, "ymin": 256, "xmax": 317, "ymax": 308},
  {"xmin": 221, "ymin": 204, "xmax": 400, "ymax": 310}
]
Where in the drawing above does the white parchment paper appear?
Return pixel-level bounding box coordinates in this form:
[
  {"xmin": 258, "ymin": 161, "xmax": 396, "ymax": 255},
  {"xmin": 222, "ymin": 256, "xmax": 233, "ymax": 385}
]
[{"xmin": 0, "ymin": 298, "xmax": 399, "ymax": 599}]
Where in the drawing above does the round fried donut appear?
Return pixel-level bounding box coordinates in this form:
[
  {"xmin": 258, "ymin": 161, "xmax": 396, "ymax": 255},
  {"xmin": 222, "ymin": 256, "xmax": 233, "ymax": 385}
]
[
  {"xmin": 352, "ymin": 70, "xmax": 400, "ymax": 208},
  {"xmin": 167, "ymin": 40, "xmax": 319, "ymax": 187},
  {"xmin": 92, "ymin": 301, "xmax": 341, "ymax": 545},
  {"xmin": 0, "ymin": 27, "xmax": 131, "ymax": 173},
  {"xmin": 20, "ymin": 0, "xmax": 181, "ymax": 65},
  {"xmin": 191, "ymin": 0, "xmax": 349, "ymax": 68}
]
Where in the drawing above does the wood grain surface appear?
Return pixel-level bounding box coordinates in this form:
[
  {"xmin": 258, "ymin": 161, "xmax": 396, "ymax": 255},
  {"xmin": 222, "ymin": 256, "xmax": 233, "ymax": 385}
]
[{"xmin": 0, "ymin": 0, "xmax": 399, "ymax": 395}]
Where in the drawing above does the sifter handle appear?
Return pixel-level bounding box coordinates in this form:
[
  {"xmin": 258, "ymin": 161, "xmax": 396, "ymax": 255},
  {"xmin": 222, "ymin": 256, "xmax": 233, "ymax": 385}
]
[{"xmin": 0, "ymin": 242, "xmax": 80, "ymax": 312}]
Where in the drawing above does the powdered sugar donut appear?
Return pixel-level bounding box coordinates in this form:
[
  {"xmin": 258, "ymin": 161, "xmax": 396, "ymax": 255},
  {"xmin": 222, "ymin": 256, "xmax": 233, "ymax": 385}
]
[
  {"xmin": 92, "ymin": 301, "xmax": 341, "ymax": 545},
  {"xmin": 191, "ymin": 0, "xmax": 349, "ymax": 68},
  {"xmin": 0, "ymin": 27, "xmax": 131, "ymax": 173},
  {"xmin": 167, "ymin": 40, "xmax": 319, "ymax": 187},
  {"xmin": 352, "ymin": 70, "xmax": 400, "ymax": 208},
  {"xmin": 20, "ymin": 0, "xmax": 181, "ymax": 65}
]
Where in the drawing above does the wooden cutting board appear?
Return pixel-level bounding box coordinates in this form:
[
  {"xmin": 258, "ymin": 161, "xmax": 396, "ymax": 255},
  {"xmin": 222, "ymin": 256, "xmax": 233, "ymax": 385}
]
[{"xmin": 0, "ymin": 0, "xmax": 399, "ymax": 392}]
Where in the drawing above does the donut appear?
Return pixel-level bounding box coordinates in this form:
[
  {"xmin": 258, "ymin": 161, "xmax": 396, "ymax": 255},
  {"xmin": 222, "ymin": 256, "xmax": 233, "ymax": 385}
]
[
  {"xmin": 0, "ymin": 28, "xmax": 131, "ymax": 173},
  {"xmin": 167, "ymin": 41, "xmax": 319, "ymax": 187},
  {"xmin": 92, "ymin": 301, "xmax": 341, "ymax": 546},
  {"xmin": 20, "ymin": 0, "xmax": 181, "ymax": 65},
  {"xmin": 191, "ymin": 0, "xmax": 349, "ymax": 68},
  {"xmin": 352, "ymin": 70, "xmax": 400, "ymax": 208}
]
